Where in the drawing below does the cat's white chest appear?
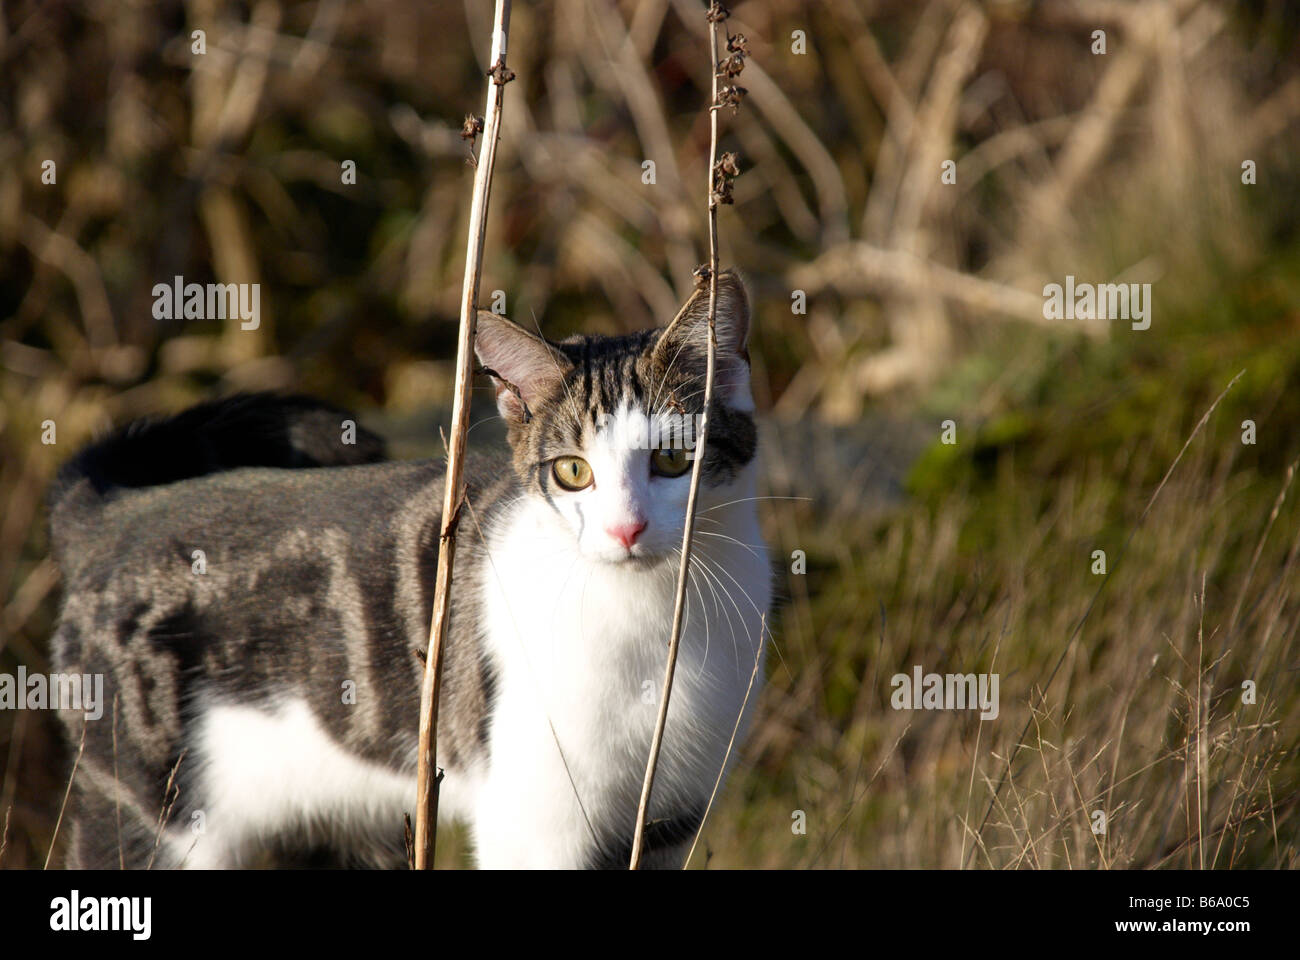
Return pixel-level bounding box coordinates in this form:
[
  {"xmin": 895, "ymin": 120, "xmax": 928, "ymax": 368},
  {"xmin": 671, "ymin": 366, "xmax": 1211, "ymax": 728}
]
[{"xmin": 474, "ymin": 490, "xmax": 770, "ymax": 867}]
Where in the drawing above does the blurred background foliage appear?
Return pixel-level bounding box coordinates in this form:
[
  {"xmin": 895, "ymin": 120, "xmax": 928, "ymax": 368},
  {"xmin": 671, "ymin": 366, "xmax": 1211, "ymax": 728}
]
[{"xmin": 1, "ymin": 0, "xmax": 1299, "ymax": 867}]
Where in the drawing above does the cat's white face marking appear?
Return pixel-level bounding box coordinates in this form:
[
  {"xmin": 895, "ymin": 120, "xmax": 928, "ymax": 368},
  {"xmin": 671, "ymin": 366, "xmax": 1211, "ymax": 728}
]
[
  {"xmin": 480, "ymin": 422, "xmax": 770, "ymax": 867},
  {"xmin": 547, "ymin": 402, "xmax": 698, "ymax": 564}
]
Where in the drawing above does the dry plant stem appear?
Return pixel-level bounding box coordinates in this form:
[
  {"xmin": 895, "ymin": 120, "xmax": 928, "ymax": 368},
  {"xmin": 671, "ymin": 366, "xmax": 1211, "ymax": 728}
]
[
  {"xmin": 414, "ymin": 0, "xmax": 512, "ymax": 871},
  {"xmin": 629, "ymin": 5, "xmax": 724, "ymax": 870},
  {"xmin": 45, "ymin": 715, "xmax": 86, "ymax": 869},
  {"xmin": 146, "ymin": 750, "xmax": 186, "ymax": 870},
  {"xmin": 112, "ymin": 692, "xmax": 124, "ymax": 870}
]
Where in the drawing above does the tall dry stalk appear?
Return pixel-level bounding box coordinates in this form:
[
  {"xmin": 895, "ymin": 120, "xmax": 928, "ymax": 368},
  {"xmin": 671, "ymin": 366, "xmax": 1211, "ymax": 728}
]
[
  {"xmin": 414, "ymin": 0, "xmax": 514, "ymax": 870},
  {"xmin": 629, "ymin": 0, "xmax": 744, "ymax": 869}
]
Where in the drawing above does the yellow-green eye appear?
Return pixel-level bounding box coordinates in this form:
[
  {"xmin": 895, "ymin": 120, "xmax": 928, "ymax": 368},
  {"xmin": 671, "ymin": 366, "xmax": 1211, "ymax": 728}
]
[
  {"xmin": 552, "ymin": 456, "xmax": 594, "ymax": 490},
  {"xmin": 651, "ymin": 446, "xmax": 692, "ymax": 477}
]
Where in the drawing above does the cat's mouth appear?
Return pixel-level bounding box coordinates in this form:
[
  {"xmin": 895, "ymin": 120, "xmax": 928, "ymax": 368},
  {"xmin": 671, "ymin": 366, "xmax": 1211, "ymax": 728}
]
[{"xmin": 596, "ymin": 546, "xmax": 669, "ymax": 569}]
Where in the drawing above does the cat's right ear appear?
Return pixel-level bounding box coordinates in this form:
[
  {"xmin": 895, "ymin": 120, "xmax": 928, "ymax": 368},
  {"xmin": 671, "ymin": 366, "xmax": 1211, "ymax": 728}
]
[{"xmin": 474, "ymin": 312, "xmax": 571, "ymax": 425}]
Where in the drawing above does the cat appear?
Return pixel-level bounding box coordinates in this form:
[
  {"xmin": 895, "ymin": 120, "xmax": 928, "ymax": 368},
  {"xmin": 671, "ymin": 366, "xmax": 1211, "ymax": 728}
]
[{"xmin": 47, "ymin": 270, "xmax": 771, "ymax": 869}]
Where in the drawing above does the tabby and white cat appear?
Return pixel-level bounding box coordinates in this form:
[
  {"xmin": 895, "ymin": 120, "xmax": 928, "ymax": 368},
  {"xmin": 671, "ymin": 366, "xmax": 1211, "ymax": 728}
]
[{"xmin": 48, "ymin": 271, "xmax": 771, "ymax": 869}]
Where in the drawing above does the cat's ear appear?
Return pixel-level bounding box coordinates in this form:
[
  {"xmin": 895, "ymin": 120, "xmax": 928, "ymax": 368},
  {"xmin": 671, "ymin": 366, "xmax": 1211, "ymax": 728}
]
[
  {"xmin": 652, "ymin": 269, "xmax": 752, "ymax": 406},
  {"xmin": 474, "ymin": 311, "xmax": 571, "ymax": 425}
]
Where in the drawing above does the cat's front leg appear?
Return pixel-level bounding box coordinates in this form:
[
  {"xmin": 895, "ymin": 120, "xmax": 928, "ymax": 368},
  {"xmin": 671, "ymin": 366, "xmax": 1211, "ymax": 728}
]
[
  {"xmin": 471, "ymin": 790, "xmax": 594, "ymax": 869},
  {"xmin": 470, "ymin": 692, "xmax": 598, "ymax": 869}
]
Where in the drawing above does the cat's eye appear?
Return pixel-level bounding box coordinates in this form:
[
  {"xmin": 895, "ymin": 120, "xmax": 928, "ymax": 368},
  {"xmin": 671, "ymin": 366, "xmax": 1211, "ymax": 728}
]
[
  {"xmin": 552, "ymin": 456, "xmax": 594, "ymax": 490},
  {"xmin": 651, "ymin": 446, "xmax": 692, "ymax": 478}
]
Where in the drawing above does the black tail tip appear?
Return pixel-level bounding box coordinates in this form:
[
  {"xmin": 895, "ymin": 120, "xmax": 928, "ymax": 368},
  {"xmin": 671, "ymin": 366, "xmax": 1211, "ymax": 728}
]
[{"xmin": 50, "ymin": 391, "xmax": 388, "ymax": 508}]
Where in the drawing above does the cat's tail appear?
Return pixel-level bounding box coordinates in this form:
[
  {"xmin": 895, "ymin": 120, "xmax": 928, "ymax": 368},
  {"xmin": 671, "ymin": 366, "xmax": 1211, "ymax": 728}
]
[{"xmin": 47, "ymin": 392, "xmax": 386, "ymax": 553}]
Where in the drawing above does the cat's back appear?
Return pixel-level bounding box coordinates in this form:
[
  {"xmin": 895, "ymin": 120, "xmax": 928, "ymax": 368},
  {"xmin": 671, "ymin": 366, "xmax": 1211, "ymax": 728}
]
[
  {"xmin": 63, "ymin": 456, "xmax": 445, "ymax": 577},
  {"xmin": 44, "ymin": 393, "xmax": 512, "ymax": 733}
]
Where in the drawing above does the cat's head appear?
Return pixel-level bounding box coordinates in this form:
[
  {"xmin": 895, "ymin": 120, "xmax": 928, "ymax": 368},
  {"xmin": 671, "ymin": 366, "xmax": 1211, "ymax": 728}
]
[{"xmin": 474, "ymin": 270, "xmax": 758, "ymax": 565}]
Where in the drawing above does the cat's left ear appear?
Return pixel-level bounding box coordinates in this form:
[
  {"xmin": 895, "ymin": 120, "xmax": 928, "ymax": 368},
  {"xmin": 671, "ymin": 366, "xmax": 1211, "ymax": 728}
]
[
  {"xmin": 474, "ymin": 311, "xmax": 572, "ymax": 425},
  {"xmin": 652, "ymin": 269, "xmax": 753, "ymax": 407}
]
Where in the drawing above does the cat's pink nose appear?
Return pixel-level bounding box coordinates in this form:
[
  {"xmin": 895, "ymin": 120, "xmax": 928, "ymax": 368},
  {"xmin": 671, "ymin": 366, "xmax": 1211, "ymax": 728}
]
[{"xmin": 605, "ymin": 519, "xmax": 647, "ymax": 549}]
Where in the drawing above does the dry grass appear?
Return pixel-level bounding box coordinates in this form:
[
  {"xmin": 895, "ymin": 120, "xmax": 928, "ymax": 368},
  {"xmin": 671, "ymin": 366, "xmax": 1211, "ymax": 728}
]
[{"xmin": 699, "ymin": 427, "xmax": 1300, "ymax": 868}]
